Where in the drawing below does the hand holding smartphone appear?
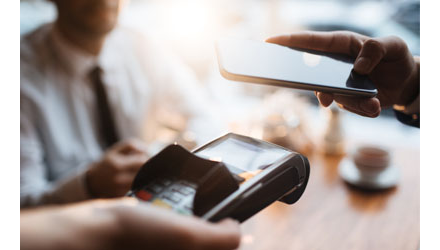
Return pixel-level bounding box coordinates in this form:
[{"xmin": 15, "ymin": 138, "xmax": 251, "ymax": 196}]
[{"xmin": 216, "ymin": 38, "xmax": 377, "ymax": 97}]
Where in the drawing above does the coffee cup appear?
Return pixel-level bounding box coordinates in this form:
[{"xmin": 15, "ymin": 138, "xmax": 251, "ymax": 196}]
[{"xmin": 353, "ymin": 146, "xmax": 390, "ymax": 178}]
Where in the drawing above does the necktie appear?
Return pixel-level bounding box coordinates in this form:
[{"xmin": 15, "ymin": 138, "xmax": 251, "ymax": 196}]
[{"xmin": 89, "ymin": 67, "xmax": 120, "ymax": 148}]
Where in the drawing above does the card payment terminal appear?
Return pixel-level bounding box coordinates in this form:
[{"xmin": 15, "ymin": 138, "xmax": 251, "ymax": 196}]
[{"xmin": 128, "ymin": 133, "xmax": 310, "ymax": 222}]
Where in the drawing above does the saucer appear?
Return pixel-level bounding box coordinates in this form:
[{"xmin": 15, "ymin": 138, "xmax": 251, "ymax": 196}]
[{"xmin": 338, "ymin": 158, "xmax": 399, "ymax": 190}]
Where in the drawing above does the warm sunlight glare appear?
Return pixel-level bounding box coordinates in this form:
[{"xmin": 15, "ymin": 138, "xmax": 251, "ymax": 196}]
[{"xmin": 162, "ymin": 0, "xmax": 211, "ymax": 40}]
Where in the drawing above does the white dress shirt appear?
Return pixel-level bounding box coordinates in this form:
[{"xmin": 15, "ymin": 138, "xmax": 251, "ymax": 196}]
[{"xmin": 20, "ymin": 23, "xmax": 209, "ymax": 207}]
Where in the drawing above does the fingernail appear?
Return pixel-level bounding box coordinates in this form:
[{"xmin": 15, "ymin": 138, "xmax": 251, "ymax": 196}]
[
  {"xmin": 360, "ymin": 101, "xmax": 378, "ymax": 114},
  {"xmin": 265, "ymin": 36, "xmax": 278, "ymax": 42},
  {"xmin": 354, "ymin": 57, "xmax": 371, "ymax": 73}
]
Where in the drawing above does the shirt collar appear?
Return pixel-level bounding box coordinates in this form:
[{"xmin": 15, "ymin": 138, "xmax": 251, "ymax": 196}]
[{"xmin": 49, "ymin": 24, "xmax": 104, "ymax": 77}]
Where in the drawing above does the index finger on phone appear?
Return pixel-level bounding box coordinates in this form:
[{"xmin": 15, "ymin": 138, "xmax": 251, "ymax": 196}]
[{"xmin": 266, "ymin": 31, "xmax": 369, "ymax": 57}]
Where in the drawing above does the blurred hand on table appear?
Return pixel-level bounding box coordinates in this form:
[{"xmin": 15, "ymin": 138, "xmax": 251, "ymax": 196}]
[
  {"xmin": 21, "ymin": 198, "xmax": 241, "ymax": 250},
  {"xmin": 267, "ymin": 31, "xmax": 420, "ymax": 118}
]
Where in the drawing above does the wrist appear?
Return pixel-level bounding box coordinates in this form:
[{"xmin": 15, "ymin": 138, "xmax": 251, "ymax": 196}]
[
  {"xmin": 21, "ymin": 209, "xmax": 57, "ymax": 250},
  {"xmin": 80, "ymin": 203, "xmax": 122, "ymax": 250},
  {"xmin": 85, "ymin": 163, "xmax": 100, "ymax": 198},
  {"xmin": 103, "ymin": 200, "xmax": 140, "ymax": 249},
  {"xmin": 393, "ymin": 94, "xmax": 419, "ymax": 115},
  {"xmin": 397, "ymin": 56, "xmax": 420, "ymax": 106},
  {"xmin": 60, "ymin": 202, "xmax": 123, "ymax": 250}
]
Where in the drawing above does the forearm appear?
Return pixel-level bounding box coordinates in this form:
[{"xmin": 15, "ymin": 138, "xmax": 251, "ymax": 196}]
[
  {"xmin": 21, "ymin": 166, "xmax": 92, "ymax": 208},
  {"xmin": 21, "ymin": 201, "xmax": 120, "ymax": 250},
  {"xmin": 21, "ymin": 199, "xmax": 241, "ymax": 250}
]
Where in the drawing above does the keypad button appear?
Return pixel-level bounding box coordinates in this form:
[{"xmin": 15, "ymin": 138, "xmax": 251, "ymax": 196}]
[
  {"xmin": 163, "ymin": 192, "xmax": 182, "ymax": 203},
  {"xmin": 184, "ymin": 203, "xmax": 193, "ymax": 211},
  {"xmin": 135, "ymin": 190, "xmax": 153, "ymax": 201},
  {"xmin": 147, "ymin": 184, "xmax": 164, "ymax": 194},
  {"xmin": 172, "ymin": 186, "xmax": 194, "ymax": 196},
  {"xmin": 137, "ymin": 179, "xmax": 197, "ymax": 216},
  {"xmin": 176, "ymin": 208, "xmax": 192, "ymax": 216},
  {"xmin": 180, "ymin": 180, "xmax": 197, "ymax": 189},
  {"xmin": 159, "ymin": 178, "xmax": 172, "ymax": 186},
  {"xmin": 152, "ymin": 199, "xmax": 172, "ymax": 210}
]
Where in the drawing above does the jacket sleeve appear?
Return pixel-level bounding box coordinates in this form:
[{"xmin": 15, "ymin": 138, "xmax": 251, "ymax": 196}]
[
  {"xmin": 394, "ymin": 110, "xmax": 420, "ymax": 128},
  {"xmin": 393, "ymin": 95, "xmax": 420, "ymax": 128}
]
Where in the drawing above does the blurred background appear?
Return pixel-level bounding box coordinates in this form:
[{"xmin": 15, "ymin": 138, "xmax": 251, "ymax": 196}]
[
  {"xmin": 20, "ymin": 0, "xmax": 420, "ymax": 153},
  {"xmin": 21, "ymin": 1, "xmax": 420, "ymax": 249},
  {"xmin": 21, "ymin": 0, "xmax": 420, "ymax": 76},
  {"xmin": 21, "ymin": 0, "xmax": 419, "ymax": 151}
]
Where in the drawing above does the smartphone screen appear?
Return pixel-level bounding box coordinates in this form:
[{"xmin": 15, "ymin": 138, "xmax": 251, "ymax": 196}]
[
  {"xmin": 216, "ymin": 38, "xmax": 377, "ymax": 96},
  {"xmin": 195, "ymin": 135, "xmax": 291, "ymax": 184}
]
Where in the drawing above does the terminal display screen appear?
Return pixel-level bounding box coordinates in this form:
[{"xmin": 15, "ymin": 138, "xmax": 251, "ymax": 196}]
[{"xmin": 196, "ymin": 137, "xmax": 291, "ymax": 182}]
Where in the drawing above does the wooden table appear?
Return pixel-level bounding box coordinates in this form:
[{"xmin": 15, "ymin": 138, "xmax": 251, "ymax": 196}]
[
  {"xmin": 238, "ymin": 118, "xmax": 420, "ymax": 250},
  {"xmin": 179, "ymin": 85, "xmax": 420, "ymax": 250}
]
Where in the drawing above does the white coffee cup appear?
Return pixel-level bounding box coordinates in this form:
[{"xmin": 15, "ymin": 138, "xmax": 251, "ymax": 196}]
[{"xmin": 353, "ymin": 146, "xmax": 391, "ymax": 178}]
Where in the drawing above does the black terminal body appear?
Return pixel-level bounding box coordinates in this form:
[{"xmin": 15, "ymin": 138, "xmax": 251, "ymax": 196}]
[{"xmin": 129, "ymin": 133, "xmax": 310, "ymax": 223}]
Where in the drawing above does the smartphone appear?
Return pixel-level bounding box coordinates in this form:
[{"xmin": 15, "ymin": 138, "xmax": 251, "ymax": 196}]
[{"xmin": 216, "ymin": 38, "xmax": 377, "ymax": 97}]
